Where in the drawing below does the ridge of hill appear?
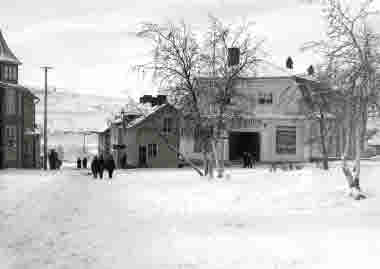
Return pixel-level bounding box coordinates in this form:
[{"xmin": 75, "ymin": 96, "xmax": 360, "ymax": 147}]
[{"xmin": 30, "ymin": 87, "xmax": 134, "ymax": 134}]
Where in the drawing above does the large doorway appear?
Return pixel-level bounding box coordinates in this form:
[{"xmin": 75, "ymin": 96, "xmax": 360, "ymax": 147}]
[{"xmin": 229, "ymin": 132, "xmax": 260, "ymax": 161}]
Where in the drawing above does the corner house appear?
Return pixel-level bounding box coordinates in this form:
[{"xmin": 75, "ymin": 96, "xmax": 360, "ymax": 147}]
[
  {"xmin": 103, "ymin": 96, "xmax": 181, "ymax": 168},
  {"xmin": 0, "ymin": 30, "xmax": 40, "ymax": 169},
  {"xmin": 180, "ymin": 75, "xmax": 338, "ymax": 163}
]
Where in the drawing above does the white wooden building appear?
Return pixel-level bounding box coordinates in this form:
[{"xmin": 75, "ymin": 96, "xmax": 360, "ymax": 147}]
[{"xmin": 180, "ymin": 75, "xmax": 337, "ymax": 163}]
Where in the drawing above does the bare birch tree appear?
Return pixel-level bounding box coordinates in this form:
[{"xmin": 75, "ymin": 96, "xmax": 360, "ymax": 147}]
[
  {"xmin": 302, "ymin": 0, "xmax": 380, "ymax": 199},
  {"xmin": 199, "ymin": 16, "xmax": 264, "ymax": 177},
  {"xmin": 134, "ymin": 18, "xmax": 265, "ymax": 178}
]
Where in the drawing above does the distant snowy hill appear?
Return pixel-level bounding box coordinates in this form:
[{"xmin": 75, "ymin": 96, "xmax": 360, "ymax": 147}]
[
  {"xmin": 29, "ymin": 87, "xmax": 135, "ymax": 161},
  {"xmin": 30, "ymin": 88, "xmax": 133, "ymax": 134}
]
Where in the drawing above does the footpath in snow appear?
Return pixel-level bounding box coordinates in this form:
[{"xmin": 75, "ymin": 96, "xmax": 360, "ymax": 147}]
[{"xmin": 1, "ymin": 162, "xmax": 380, "ymax": 268}]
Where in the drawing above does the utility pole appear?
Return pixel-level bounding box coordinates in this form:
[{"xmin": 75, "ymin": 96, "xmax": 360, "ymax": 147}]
[{"xmin": 41, "ymin": 66, "xmax": 53, "ymax": 170}]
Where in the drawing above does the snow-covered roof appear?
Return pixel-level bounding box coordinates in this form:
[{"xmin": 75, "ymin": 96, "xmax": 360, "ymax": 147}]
[
  {"xmin": 0, "ymin": 30, "xmax": 22, "ymax": 65},
  {"xmin": 126, "ymin": 103, "xmax": 169, "ymax": 129},
  {"xmin": 254, "ymin": 60, "xmax": 295, "ymax": 77}
]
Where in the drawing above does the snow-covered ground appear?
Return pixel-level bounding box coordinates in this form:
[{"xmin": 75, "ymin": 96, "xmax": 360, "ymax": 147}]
[{"xmin": 1, "ymin": 162, "xmax": 380, "ymax": 268}]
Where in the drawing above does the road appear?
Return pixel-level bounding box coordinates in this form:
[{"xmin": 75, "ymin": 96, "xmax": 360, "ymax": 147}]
[{"xmin": 1, "ymin": 165, "xmax": 380, "ymax": 269}]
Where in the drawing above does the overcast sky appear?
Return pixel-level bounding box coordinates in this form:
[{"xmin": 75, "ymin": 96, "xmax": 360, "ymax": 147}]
[{"xmin": 0, "ymin": 0, "xmax": 379, "ymax": 99}]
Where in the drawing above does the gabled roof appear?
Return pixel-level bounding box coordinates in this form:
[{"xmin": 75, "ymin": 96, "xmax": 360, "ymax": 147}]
[{"xmin": 0, "ymin": 30, "xmax": 22, "ymax": 65}]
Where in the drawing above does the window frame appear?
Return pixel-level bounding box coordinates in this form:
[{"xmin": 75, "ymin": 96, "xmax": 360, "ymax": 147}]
[
  {"xmin": 163, "ymin": 117, "xmax": 173, "ymax": 134},
  {"xmin": 5, "ymin": 89, "xmax": 16, "ymax": 115},
  {"xmin": 258, "ymin": 92, "xmax": 273, "ymax": 105},
  {"xmin": 148, "ymin": 143, "xmax": 158, "ymax": 159},
  {"xmin": 275, "ymin": 126, "xmax": 297, "ymax": 155},
  {"xmin": 193, "ymin": 125, "xmax": 202, "ymax": 153}
]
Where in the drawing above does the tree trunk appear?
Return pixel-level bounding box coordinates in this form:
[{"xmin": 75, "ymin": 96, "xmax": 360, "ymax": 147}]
[
  {"xmin": 318, "ymin": 114, "xmax": 329, "ymax": 170},
  {"xmin": 353, "ymin": 117, "xmax": 361, "ymax": 190},
  {"xmin": 341, "ymin": 100, "xmax": 366, "ymax": 200},
  {"xmin": 211, "ymin": 139, "xmax": 221, "ymax": 178},
  {"xmin": 214, "ymin": 113, "xmax": 225, "ymax": 178}
]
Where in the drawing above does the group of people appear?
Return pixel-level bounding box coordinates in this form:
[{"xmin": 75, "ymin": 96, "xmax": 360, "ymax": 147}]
[
  {"xmin": 242, "ymin": 152, "xmax": 256, "ymax": 168},
  {"xmin": 77, "ymin": 157, "xmax": 88, "ymax": 169},
  {"xmin": 90, "ymin": 154, "xmax": 116, "ymax": 180}
]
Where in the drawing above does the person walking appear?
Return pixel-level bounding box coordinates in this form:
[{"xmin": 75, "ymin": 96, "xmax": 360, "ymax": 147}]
[
  {"xmin": 77, "ymin": 157, "xmax": 82, "ymax": 169},
  {"xmin": 247, "ymin": 152, "xmax": 253, "ymax": 168},
  {"xmin": 82, "ymin": 157, "xmax": 88, "ymax": 169},
  {"xmin": 251, "ymin": 152, "xmax": 256, "ymax": 168},
  {"xmin": 121, "ymin": 153, "xmax": 127, "ymax": 169},
  {"xmin": 105, "ymin": 155, "xmax": 116, "ymax": 179},
  {"xmin": 242, "ymin": 152, "xmax": 248, "ymax": 168},
  {"xmin": 48, "ymin": 150, "xmax": 54, "ymax": 170},
  {"xmin": 98, "ymin": 155, "xmax": 105, "ymax": 179},
  {"xmin": 91, "ymin": 156, "xmax": 99, "ymax": 179},
  {"xmin": 52, "ymin": 150, "xmax": 58, "ymax": 169}
]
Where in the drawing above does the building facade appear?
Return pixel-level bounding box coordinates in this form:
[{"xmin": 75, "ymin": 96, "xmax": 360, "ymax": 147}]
[
  {"xmin": 180, "ymin": 76, "xmax": 336, "ymax": 163},
  {"xmin": 0, "ymin": 30, "xmax": 40, "ymax": 169},
  {"xmin": 99, "ymin": 98, "xmax": 181, "ymax": 168},
  {"xmin": 121, "ymin": 104, "xmax": 180, "ymax": 168}
]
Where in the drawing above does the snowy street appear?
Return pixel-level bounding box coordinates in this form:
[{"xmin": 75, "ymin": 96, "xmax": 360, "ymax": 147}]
[{"xmin": 1, "ymin": 163, "xmax": 380, "ymax": 268}]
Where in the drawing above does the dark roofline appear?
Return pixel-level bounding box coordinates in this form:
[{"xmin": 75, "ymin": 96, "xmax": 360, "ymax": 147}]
[{"xmin": 0, "ymin": 81, "xmax": 38, "ymax": 99}]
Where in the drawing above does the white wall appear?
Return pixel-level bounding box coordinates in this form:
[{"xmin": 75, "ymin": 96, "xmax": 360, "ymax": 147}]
[{"xmin": 181, "ymin": 77, "xmax": 313, "ymax": 162}]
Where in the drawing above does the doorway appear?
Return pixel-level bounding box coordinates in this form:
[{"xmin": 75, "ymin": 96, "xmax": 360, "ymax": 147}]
[{"xmin": 229, "ymin": 132, "xmax": 260, "ymax": 161}]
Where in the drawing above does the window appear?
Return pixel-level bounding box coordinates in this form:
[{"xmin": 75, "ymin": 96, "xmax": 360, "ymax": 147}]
[
  {"xmin": 153, "ymin": 144, "xmax": 157, "ymax": 157},
  {"xmin": 276, "ymin": 126, "xmax": 296, "ymax": 154},
  {"xmin": 6, "ymin": 125, "xmax": 17, "ymax": 148},
  {"xmin": 148, "ymin": 144, "xmax": 157, "ymax": 158},
  {"xmin": 18, "ymin": 93, "xmax": 22, "ymax": 115},
  {"xmin": 163, "ymin": 118, "xmax": 173, "ymax": 134},
  {"xmin": 2, "ymin": 65, "xmax": 17, "ymax": 81},
  {"xmin": 266, "ymin": 93, "xmax": 273, "ymax": 104},
  {"xmin": 194, "ymin": 126, "xmax": 202, "ymax": 153},
  {"xmin": 5, "ymin": 89, "xmax": 16, "ymax": 114},
  {"xmin": 11, "ymin": 66, "xmax": 15, "ymax": 80},
  {"xmin": 258, "ymin": 92, "xmax": 273, "ymax": 104},
  {"xmin": 3, "ymin": 65, "xmax": 8, "ymax": 80},
  {"xmin": 24, "ymin": 142, "xmax": 32, "ymax": 154}
]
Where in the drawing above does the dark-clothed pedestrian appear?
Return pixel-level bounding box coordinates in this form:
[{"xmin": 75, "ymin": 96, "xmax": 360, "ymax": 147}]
[
  {"xmin": 242, "ymin": 152, "xmax": 248, "ymax": 168},
  {"xmin": 91, "ymin": 156, "xmax": 99, "ymax": 179},
  {"xmin": 105, "ymin": 155, "xmax": 116, "ymax": 179},
  {"xmin": 48, "ymin": 150, "xmax": 53, "ymax": 170},
  {"xmin": 98, "ymin": 155, "xmax": 104, "ymax": 179},
  {"xmin": 77, "ymin": 157, "xmax": 82, "ymax": 169},
  {"xmin": 247, "ymin": 152, "xmax": 253, "ymax": 168},
  {"xmin": 52, "ymin": 150, "xmax": 58, "ymax": 169},
  {"xmin": 121, "ymin": 153, "xmax": 127, "ymax": 169},
  {"xmin": 82, "ymin": 157, "xmax": 88, "ymax": 169},
  {"xmin": 251, "ymin": 152, "xmax": 256, "ymax": 168}
]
